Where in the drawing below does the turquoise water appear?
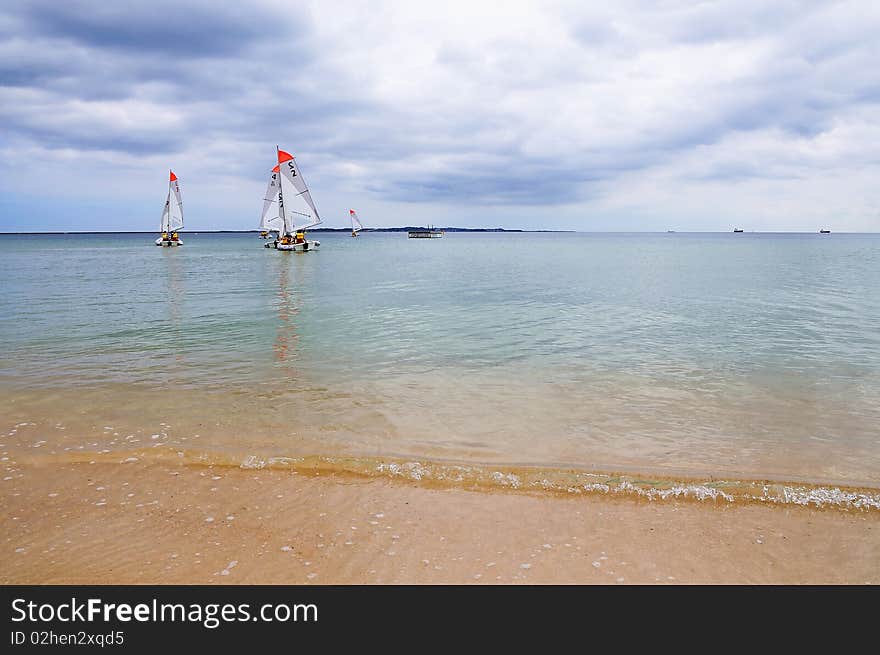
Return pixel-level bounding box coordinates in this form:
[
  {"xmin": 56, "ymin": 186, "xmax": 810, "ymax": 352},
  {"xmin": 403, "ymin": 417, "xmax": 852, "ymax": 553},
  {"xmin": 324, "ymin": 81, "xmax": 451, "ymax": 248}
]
[{"xmin": 2, "ymin": 231, "xmax": 879, "ymax": 486}]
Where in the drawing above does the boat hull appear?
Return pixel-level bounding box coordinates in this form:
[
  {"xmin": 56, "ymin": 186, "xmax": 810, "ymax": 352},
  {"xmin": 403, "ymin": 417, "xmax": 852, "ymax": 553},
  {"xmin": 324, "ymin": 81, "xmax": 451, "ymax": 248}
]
[
  {"xmin": 264, "ymin": 239, "xmax": 321, "ymax": 252},
  {"xmin": 155, "ymin": 238, "xmax": 183, "ymax": 246},
  {"xmin": 276, "ymin": 240, "xmax": 320, "ymax": 251}
]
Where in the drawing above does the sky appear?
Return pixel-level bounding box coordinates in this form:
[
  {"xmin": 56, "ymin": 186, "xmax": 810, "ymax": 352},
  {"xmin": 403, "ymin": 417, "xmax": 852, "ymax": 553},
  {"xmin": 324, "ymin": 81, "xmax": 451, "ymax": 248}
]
[{"xmin": 1, "ymin": 0, "xmax": 879, "ymax": 232}]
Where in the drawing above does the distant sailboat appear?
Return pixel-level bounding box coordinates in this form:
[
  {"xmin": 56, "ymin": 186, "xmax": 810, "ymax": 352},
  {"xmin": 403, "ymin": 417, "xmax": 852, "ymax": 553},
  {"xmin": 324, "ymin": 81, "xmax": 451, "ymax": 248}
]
[
  {"xmin": 350, "ymin": 209, "xmax": 363, "ymax": 237},
  {"xmin": 733, "ymin": 227, "xmax": 744, "ymax": 233},
  {"xmin": 156, "ymin": 170, "xmax": 183, "ymax": 246},
  {"xmin": 259, "ymin": 164, "xmax": 282, "ymax": 239},
  {"xmin": 267, "ymin": 147, "xmax": 322, "ymax": 252},
  {"xmin": 819, "ymin": 228, "xmax": 831, "ymax": 234}
]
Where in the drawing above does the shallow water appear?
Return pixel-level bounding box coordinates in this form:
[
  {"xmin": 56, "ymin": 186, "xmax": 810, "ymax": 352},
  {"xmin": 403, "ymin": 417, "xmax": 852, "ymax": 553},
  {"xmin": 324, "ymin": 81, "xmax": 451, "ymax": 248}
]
[{"xmin": 2, "ymin": 231, "xmax": 879, "ymax": 490}]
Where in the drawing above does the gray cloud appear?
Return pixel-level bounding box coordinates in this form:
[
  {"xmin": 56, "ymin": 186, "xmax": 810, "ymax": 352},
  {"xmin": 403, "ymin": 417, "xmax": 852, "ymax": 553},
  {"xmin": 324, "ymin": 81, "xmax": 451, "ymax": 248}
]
[
  {"xmin": 0, "ymin": 0, "xmax": 878, "ymax": 228},
  {"xmin": 18, "ymin": 0, "xmax": 293, "ymax": 57}
]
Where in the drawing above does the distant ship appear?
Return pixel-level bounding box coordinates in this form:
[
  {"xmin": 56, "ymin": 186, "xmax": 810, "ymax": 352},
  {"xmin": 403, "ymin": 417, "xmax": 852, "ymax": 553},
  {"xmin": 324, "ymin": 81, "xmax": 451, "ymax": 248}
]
[
  {"xmin": 408, "ymin": 225, "xmax": 444, "ymax": 238},
  {"xmin": 733, "ymin": 228, "xmax": 744, "ymax": 233},
  {"xmin": 819, "ymin": 228, "xmax": 831, "ymax": 234}
]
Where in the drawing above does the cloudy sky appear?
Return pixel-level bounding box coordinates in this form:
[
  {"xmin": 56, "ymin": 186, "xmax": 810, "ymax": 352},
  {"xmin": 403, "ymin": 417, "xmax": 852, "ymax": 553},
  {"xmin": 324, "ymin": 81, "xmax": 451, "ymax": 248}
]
[{"xmin": 1, "ymin": 0, "xmax": 878, "ymax": 232}]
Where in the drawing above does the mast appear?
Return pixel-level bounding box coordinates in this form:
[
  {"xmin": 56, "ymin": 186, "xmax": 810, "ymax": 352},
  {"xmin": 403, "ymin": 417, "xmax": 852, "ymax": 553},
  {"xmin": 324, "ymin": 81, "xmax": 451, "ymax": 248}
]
[{"xmin": 277, "ymin": 146, "xmax": 290, "ymax": 236}]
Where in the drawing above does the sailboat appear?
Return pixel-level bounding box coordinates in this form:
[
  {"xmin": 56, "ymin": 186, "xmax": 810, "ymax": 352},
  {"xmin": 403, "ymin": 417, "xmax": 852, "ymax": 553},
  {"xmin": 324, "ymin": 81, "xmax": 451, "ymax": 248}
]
[
  {"xmin": 156, "ymin": 170, "xmax": 183, "ymax": 246},
  {"xmin": 350, "ymin": 209, "xmax": 363, "ymax": 237},
  {"xmin": 266, "ymin": 147, "xmax": 322, "ymax": 251},
  {"xmin": 259, "ymin": 164, "xmax": 282, "ymax": 239}
]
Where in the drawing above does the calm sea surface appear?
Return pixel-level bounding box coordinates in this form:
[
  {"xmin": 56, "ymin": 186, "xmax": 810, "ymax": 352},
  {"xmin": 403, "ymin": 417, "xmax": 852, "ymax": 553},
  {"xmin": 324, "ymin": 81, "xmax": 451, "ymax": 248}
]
[{"xmin": 2, "ymin": 232, "xmax": 879, "ymax": 490}]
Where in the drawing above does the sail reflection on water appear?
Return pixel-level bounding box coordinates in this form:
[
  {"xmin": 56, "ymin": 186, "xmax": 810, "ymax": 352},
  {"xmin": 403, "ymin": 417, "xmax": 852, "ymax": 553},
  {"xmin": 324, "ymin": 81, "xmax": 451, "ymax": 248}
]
[
  {"xmin": 273, "ymin": 259, "xmax": 300, "ymax": 377},
  {"xmin": 161, "ymin": 245, "xmax": 185, "ymax": 364}
]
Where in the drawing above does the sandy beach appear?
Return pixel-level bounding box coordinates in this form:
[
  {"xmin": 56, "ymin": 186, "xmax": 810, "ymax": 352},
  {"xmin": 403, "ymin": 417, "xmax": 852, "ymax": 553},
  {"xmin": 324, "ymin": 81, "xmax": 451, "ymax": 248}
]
[{"xmin": 2, "ymin": 459, "xmax": 877, "ymax": 585}]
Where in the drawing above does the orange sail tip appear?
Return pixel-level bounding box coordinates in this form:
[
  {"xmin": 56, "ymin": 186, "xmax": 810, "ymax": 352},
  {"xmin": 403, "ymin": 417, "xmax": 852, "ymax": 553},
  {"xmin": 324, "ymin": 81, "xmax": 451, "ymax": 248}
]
[
  {"xmin": 277, "ymin": 149, "xmax": 294, "ymax": 164},
  {"xmin": 271, "ymin": 165, "xmax": 280, "ymax": 173},
  {"xmin": 169, "ymin": 170, "xmax": 177, "ymax": 181}
]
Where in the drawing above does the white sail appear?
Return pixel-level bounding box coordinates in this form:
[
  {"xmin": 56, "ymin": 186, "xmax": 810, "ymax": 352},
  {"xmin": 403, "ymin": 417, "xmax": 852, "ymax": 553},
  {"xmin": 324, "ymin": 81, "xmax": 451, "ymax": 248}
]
[
  {"xmin": 260, "ymin": 165, "xmax": 282, "ymax": 232},
  {"xmin": 261, "ymin": 213, "xmax": 282, "ymax": 232},
  {"xmin": 350, "ymin": 209, "xmax": 363, "ymax": 233},
  {"xmin": 277, "ymin": 149, "xmax": 322, "ymax": 230},
  {"xmin": 160, "ymin": 189, "xmax": 171, "ymax": 232},
  {"xmin": 297, "ymin": 216, "xmax": 322, "ymax": 231},
  {"xmin": 166, "ymin": 171, "xmax": 183, "ymax": 231}
]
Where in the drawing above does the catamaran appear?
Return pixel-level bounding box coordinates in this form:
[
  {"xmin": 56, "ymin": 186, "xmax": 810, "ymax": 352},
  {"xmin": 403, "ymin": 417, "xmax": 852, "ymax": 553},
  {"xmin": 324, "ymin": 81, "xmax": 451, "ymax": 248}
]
[
  {"xmin": 350, "ymin": 209, "xmax": 363, "ymax": 237},
  {"xmin": 259, "ymin": 164, "xmax": 282, "ymax": 239},
  {"xmin": 156, "ymin": 170, "xmax": 183, "ymax": 246},
  {"xmin": 264, "ymin": 147, "xmax": 322, "ymax": 251}
]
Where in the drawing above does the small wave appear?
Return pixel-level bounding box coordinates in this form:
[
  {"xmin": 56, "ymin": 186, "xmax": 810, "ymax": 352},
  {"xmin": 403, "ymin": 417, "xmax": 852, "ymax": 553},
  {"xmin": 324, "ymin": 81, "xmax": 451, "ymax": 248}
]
[{"xmin": 19, "ymin": 446, "xmax": 880, "ymax": 512}]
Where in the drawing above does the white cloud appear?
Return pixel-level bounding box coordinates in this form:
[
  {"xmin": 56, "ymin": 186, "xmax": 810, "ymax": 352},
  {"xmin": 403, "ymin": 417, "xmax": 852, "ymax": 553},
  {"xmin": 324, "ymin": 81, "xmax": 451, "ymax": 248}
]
[{"xmin": 0, "ymin": 0, "xmax": 878, "ymax": 231}]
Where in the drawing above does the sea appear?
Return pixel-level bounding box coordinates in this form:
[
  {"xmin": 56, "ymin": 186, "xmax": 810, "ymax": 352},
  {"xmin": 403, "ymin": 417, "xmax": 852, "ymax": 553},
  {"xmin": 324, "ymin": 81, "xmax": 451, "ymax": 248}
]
[{"xmin": 2, "ymin": 231, "xmax": 879, "ymax": 508}]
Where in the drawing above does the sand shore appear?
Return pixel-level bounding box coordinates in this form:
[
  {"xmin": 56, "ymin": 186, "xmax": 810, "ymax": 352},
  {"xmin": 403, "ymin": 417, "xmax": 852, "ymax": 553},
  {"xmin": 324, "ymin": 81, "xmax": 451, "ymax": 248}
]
[{"xmin": 2, "ymin": 460, "xmax": 877, "ymax": 584}]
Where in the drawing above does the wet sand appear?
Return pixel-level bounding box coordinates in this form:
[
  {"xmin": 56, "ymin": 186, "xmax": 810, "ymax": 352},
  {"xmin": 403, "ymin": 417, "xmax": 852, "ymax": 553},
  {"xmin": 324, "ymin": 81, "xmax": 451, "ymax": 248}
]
[{"xmin": 2, "ymin": 460, "xmax": 878, "ymax": 584}]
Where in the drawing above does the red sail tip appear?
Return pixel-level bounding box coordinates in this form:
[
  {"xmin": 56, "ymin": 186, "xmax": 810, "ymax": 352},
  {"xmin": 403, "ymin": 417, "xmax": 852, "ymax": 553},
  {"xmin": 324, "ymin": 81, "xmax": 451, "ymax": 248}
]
[
  {"xmin": 271, "ymin": 165, "xmax": 280, "ymax": 173},
  {"xmin": 349, "ymin": 209, "xmax": 355, "ymax": 214},
  {"xmin": 277, "ymin": 149, "xmax": 294, "ymax": 164},
  {"xmin": 169, "ymin": 171, "xmax": 177, "ymax": 181}
]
